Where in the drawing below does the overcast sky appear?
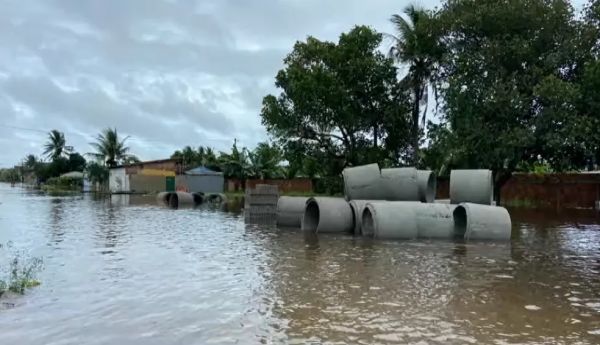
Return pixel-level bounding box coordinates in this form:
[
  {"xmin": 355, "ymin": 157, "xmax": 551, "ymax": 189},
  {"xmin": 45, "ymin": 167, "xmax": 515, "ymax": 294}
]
[{"xmin": 0, "ymin": 0, "xmax": 586, "ymax": 167}]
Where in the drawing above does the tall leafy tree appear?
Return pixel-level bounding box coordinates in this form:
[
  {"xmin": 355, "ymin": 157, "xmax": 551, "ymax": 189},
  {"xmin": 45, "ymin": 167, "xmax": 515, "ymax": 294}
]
[
  {"xmin": 89, "ymin": 128, "xmax": 133, "ymax": 168},
  {"xmin": 248, "ymin": 142, "xmax": 284, "ymax": 179},
  {"xmin": 43, "ymin": 130, "xmax": 69, "ymax": 161},
  {"xmin": 261, "ymin": 26, "xmax": 410, "ymax": 175},
  {"xmin": 218, "ymin": 140, "xmax": 250, "ymax": 179},
  {"xmin": 434, "ymin": 0, "xmax": 590, "ymax": 201},
  {"xmin": 389, "ymin": 5, "xmax": 444, "ymax": 164}
]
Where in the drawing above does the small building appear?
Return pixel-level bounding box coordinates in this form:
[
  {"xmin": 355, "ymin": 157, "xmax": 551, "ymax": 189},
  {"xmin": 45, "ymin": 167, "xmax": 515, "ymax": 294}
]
[
  {"xmin": 176, "ymin": 166, "xmax": 224, "ymax": 193},
  {"xmin": 109, "ymin": 158, "xmax": 183, "ymax": 194}
]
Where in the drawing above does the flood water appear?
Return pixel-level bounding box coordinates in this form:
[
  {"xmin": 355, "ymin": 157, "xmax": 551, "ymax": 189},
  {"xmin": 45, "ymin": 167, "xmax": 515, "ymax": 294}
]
[{"xmin": 1, "ymin": 183, "xmax": 600, "ymax": 344}]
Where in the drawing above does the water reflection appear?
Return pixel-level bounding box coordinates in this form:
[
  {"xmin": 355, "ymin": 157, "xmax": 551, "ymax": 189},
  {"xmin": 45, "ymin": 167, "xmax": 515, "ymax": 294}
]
[{"xmin": 1, "ymin": 183, "xmax": 600, "ymax": 344}]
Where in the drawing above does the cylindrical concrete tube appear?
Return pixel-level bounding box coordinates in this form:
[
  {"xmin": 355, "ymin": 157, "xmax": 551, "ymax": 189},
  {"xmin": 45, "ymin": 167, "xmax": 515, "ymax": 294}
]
[
  {"xmin": 169, "ymin": 191, "xmax": 195, "ymax": 208},
  {"xmin": 380, "ymin": 167, "xmax": 420, "ymax": 201},
  {"xmin": 416, "ymin": 203, "xmax": 458, "ymax": 239},
  {"xmin": 417, "ymin": 170, "xmax": 437, "ymax": 203},
  {"xmin": 453, "ymin": 203, "xmax": 512, "ymax": 241},
  {"xmin": 361, "ymin": 202, "xmax": 418, "ymax": 239},
  {"xmin": 450, "ymin": 169, "xmax": 494, "ymax": 205},
  {"xmin": 342, "ymin": 164, "xmax": 383, "ymax": 201},
  {"xmin": 156, "ymin": 192, "xmax": 171, "ymax": 206},
  {"xmin": 277, "ymin": 196, "xmax": 309, "ymax": 228},
  {"xmin": 192, "ymin": 192, "xmax": 204, "ymax": 205},
  {"xmin": 349, "ymin": 200, "xmax": 379, "ymax": 235},
  {"xmin": 302, "ymin": 197, "xmax": 354, "ymax": 233}
]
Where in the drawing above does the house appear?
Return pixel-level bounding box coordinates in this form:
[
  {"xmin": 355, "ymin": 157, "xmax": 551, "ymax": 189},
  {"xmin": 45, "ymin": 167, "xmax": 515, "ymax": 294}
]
[
  {"xmin": 109, "ymin": 158, "xmax": 183, "ymax": 194},
  {"xmin": 176, "ymin": 166, "xmax": 224, "ymax": 193}
]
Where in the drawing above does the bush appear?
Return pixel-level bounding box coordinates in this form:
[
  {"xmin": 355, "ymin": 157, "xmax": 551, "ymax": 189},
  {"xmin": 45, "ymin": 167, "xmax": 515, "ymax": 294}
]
[
  {"xmin": 0, "ymin": 243, "xmax": 43, "ymax": 297},
  {"xmin": 44, "ymin": 176, "xmax": 83, "ymax": 191},
  {"xmin": 314, "ymin": 176, "xmax": 344, "ymax": 195}
]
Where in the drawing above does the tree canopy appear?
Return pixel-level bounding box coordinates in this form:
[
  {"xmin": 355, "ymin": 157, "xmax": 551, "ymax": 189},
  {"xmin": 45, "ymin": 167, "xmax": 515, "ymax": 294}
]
[{"xmin": 261, "ymin": 25, "xmax": 411, "ymax": 177}]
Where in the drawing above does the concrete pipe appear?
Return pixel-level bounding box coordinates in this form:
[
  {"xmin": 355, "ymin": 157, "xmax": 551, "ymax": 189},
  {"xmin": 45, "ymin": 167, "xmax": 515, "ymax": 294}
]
[
  {"xmin": 380, "ymin": 167, "xmax": 420, "ymax": 201},
  {"xmin": 349, "ymin": 200, "xmax": 379, "ymax": 235},
  {"xmin": 416, "ymin": 203, "xmax": 458, "ymax": 239},
  {"xmin": 277, "ymin": 196, "xmax": 310, "ymax": 228},
  {"xmin": 192, "ymin": 192, "xmax": 204, "ymax": 205},
  {"xmin": 342, "ymin": 164, "xmax": 383, "ymax": 201},
  {"xmin": 453, "ymin": 203, "xmax": 512, "ymax": 241},
  {"xmin": 450, "ymin": 169, "xmax": 494, "ymax": 205},
  {"xmin": 417, "ymin": 170, "xmax": 437, "ymax": 203},
  {"xmin": 156, "ymin": 192, "xmax": 171, "ymax": 206},
  {"xmin": 169, "ymin": 191, "xmax": 196, "ymax": 208},
  {"xmin": 361, "ymin": 202, "xmax": 418, "ymax": 240},
  {"xmin": 302, "ymin": 197, "xmax": 354, "ymax": 233}
]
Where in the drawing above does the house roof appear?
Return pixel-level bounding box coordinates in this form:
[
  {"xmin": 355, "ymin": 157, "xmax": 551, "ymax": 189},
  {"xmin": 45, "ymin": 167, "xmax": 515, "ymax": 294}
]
[
  {"xmin": 185, "ymin": 166, "xmax": 223, "ymax": 176},
  {"xmin": 110, "ymin": 158, "xmax": 181, "ymax": 169}
]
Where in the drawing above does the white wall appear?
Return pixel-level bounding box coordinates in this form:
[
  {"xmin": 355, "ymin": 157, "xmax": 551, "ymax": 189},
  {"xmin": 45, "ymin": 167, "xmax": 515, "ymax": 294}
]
[{"xmin": 109, "ymin": 168, "xmax": 130, "ymax": 193}]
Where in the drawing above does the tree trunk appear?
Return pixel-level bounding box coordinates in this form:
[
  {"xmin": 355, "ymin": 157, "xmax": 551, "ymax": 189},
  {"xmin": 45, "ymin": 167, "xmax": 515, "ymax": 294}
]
[
  {"xmin": 412, "ymin": 83, "xmax": 421, "ymax": 166},
  {"xmin": 493, "ymin": 170, "xmax": 513, "ymax": 206},
  {"xmin": 373, "ymin": 124, "xmax": 378, "ymax": 149}
]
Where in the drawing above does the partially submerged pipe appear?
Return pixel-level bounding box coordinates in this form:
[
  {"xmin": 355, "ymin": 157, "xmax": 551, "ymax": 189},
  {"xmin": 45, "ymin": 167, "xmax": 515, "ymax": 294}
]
[
  {"xmin": 302, "ymin": 197, "xmax": 354, "ymax": 233},
  {"xmin": 168, "ymin": 191, "xmax": 195, "ymax": 208},
  {"xmin": 450, "ymin": 169, "xmax": 494, "ymax": 205},
  {"xmin": 157, "ymin": 192, "xmax": 170, "ymax": 206},
  {"xmin": 362, "ymin": 202, "xmax": 418, "ymax": 239},
  {"xmin": 349, "ymin": 200, "xmax": 379, "ymax": 235},
  {"xmin": 453, "ymin": 203, "xmax": 512, "ymax": 241},
  {"xmin": 380, "ymin": 168, "xmax": 420, "ymax": 201},
  {"xmin": 416, "ymin": 203, "xmax": 458, "ymax": 239},
  {"xmin": 342, "ymin": 164, "xmax": 382, "ymax": 201},
  {"xmin": 417, "ymin": 170, "xmax": 437, "ymax": 203},
  {"xmin": 277, "ymin": 196, "xmax": 309, "ymax": 228}
]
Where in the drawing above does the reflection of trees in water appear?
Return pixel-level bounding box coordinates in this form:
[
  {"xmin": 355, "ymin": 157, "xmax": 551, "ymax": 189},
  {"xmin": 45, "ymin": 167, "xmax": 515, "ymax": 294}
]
[
  {"xmin": 49, "ymin": 198, "xmax": 65, "ymax": 244},
  {"xmin": 94, "ymin": 202, "xmax": 127, "ymax": 254}
]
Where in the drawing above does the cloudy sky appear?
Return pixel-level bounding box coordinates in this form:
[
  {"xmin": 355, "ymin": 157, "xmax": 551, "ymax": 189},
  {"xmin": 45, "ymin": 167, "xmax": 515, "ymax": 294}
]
[{"xmin": 0, "ymin": 0, "xmax": 585, "ymax": 167}]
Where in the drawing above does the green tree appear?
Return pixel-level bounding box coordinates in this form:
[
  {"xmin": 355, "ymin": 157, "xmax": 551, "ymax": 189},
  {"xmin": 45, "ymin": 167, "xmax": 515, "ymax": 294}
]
[
  {"xmin": 89, "ymin": 128, "xmax": 133, "ymax": 168},
  {"xmin": 261, "ymin": 26, "xmax": 410, "ymax": 176},
  {"xmin": 218, "ymin": 140, "xmax": 250, "ymax": 179},
  {"xmin": 389, "ymin": 5, "xmax": 444, "ymax": 164},
  {"xmin": 43, "ymin": 130, "xmax": 69, "ymax": 161},
  {"xmin": 248, "ymin": 142, "xmax": 284, "ymax": 179},
  {"xmin": 434, "ymin": 0, "xmax": 591, "ymax": 201},
  {"xmin": 86, "ymin": 162, "xmax": 109, "ymax": 186}
]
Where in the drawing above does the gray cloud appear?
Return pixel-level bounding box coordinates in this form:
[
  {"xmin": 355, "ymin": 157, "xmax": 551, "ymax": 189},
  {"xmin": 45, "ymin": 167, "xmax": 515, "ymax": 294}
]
[{"xmin": 1, "ymin": 0, "xmax": 454, "ymax": 166}]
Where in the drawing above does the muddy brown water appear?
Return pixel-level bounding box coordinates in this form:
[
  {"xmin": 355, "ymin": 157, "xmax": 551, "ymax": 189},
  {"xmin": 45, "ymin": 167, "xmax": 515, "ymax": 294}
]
[{"xmin": 1, "ymin": 183, "xmax": 600, "ymax": 344}]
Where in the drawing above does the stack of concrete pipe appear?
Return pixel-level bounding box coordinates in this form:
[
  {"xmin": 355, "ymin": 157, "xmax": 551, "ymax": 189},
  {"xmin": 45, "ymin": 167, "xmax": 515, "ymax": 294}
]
[{"xmin": 274, "ymin": 165, "xmax": 511, "ymax": 241}]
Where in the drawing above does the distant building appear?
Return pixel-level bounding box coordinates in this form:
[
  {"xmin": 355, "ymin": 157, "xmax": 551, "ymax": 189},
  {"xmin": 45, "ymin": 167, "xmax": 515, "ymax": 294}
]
[
  {"xmin": 109, "ymin": 158, "xmax": 183, "ymax": 194},
  {"xmin": 176, "ymin": 166, "xmax": 224, "ymax": 194}
]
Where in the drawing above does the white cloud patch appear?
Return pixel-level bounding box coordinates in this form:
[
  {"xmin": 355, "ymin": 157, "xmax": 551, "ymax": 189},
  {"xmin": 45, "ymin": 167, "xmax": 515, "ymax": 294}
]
[{"xmin": 1, "ymin": 0, "xmax": 454, "ymax": 166}]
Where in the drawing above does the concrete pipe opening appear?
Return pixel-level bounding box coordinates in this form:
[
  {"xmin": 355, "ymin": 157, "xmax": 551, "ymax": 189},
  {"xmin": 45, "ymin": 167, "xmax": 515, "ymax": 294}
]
[
  {"xmin": 362, "ymin": 202, "xmax": 418, "ymax": 240},
  {"xmin": 380, "ymin": 168, "xmax": 420, "ymax": 201},
  {"xmin": 342, "ymin": 164, "xmax": 383, "ymax": 201},
  {"xmin": 301, "ymin": 197, "xmax": 354, "ymax": 233},
  {"xmin": 277, "ymin": 196, "xmax": 310, "ymax": 228},
  {"xmin": 450, "ymin": 170, "xmax": 494, "ymax": 205},
  {"xmin": 361, "ymin": 206, "xmax": 376, "ymax": 237},
  {"xmin": 157, "ymin": 192, "xmax": 171, "ymax": 206},
  {"xmin": 417, "ymin": 170, "xmax": 437, "ymax": 203},
  {"xmin": 453, "ymin": 206, "xmax": 468, "ymax": 239},
  {"xmin": 349, "ymin": 200, "xmax": 377, "ymax": 235},
  {"xmin": 453, "ymin": 203, "xmax": 511, "ymax": 241}
]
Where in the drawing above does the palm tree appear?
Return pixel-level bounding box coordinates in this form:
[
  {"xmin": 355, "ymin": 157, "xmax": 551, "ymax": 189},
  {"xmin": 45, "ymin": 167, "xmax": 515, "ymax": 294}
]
[
  {"xmin": 43, "ymin": 130, "xmax": 68, "ymax": 161},
  {"xmin": 389, "ymin": 5, "xmax": 443, "ymax": 164},
  {"xmin": 89, "ymin": 128, "xmax": 132, "ymax": 168}
]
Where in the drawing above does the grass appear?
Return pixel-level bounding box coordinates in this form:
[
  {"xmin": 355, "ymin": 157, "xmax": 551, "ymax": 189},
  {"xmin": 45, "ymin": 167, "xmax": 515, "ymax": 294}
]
[{"xmin": 0, "ymin": 244, "xmax": 43, "ymax": 298}]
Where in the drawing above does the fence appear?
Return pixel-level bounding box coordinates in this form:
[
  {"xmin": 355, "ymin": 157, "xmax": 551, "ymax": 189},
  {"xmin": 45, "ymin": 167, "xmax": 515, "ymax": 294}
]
[
  {"xmin": 436, "ymin": 173, "xmax": 600, "ymax": 209},
  {"xmin": 227, "ymin": 178, "xmax": 313, "ymax": 194}
]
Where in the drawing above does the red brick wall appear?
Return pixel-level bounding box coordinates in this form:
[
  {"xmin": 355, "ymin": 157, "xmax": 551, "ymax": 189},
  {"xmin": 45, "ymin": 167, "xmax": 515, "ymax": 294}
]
[
  {"xmin": 435, "ymin": 173, "xmax": 600, "ymax": 209},
  {"xmin": 501, "ymin": 173, "xmax": 600, "ymax": 209},
  {"xmin": 227, "ymin": 178, "xmax": 313, "ymax": 194}
]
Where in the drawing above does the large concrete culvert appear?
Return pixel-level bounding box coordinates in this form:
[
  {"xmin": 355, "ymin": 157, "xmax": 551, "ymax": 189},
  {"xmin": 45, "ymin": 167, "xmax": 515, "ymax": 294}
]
[
  {"xmin": 349, "ymin": 200, "xmax": 379, "ymax": 235},
  {"xmin": 156, "ymin": 192, "xmax": 171, "ymax": 206},
  {"xmin": 417, "ymin": 170, "xmax": 437, "ymax": 203},
  {"xmin": 380, "ymin": 168, "xmax": 420, "ymax": 201},
  {"xmin": 342, "ymin": 164, "xmax": 382, "ymax": 201},
  {"xmin": 361, "ymin": 202, "xmax": 418, "ymax": 240},
  {"xmin": 301, "ymin": 197, "xmax": 354, "ymax": 233},
  {"xmin": 168, "ymin": 191, "xmax": 195, "ymax": 209},
  {"xmin": 416, "ymin": 203, "xmax": 458, "ymax": 239},
  {"xmin": 276, "ymin": 196, "xmax": 309, "ymax": 228},
  {"xmin": 453, "ymin": 203, "xmax": 512, "ymax": 241},
  {"xmin": 450, "ymin": 170, "xmax": 494, "ymax": 205}
]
